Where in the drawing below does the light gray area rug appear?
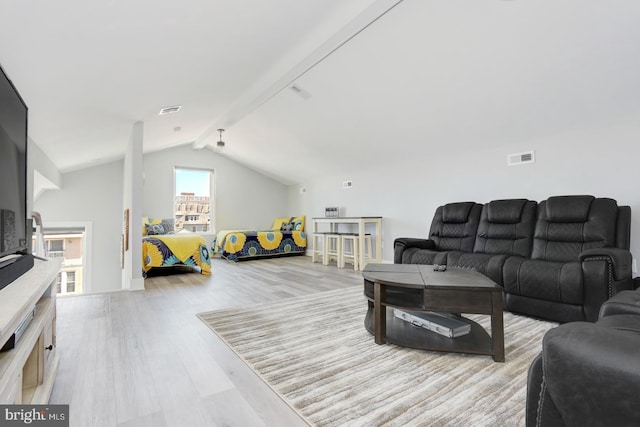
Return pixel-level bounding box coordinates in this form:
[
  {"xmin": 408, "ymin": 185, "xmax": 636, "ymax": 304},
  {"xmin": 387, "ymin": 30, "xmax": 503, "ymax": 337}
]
[{"xmin": 197, "ymin": 287, "xmax": 556, "ymax": 427}]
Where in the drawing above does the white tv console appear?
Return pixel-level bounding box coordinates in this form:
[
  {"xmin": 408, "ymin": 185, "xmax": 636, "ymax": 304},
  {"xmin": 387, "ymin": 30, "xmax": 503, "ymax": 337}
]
[{"xmin": 0, "ymin": 258, "xmax": 61, "ymax": 403}]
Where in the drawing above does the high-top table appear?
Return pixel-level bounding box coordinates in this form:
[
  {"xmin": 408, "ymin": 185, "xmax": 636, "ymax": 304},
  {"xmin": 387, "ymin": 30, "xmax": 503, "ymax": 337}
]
[
  {"xmin": 362, "ymin": 263, "xmax": 505, "ymax": 362},
  {"xmin": 312, "ymin": 217, "xmax": 382, "ymax": 270}
]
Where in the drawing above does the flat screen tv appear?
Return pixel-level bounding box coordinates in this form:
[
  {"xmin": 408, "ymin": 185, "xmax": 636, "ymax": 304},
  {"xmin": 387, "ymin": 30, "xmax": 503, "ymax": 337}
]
[{"xmin": 0, "ymin": 63, "xmax": 33, "ymax": 291}]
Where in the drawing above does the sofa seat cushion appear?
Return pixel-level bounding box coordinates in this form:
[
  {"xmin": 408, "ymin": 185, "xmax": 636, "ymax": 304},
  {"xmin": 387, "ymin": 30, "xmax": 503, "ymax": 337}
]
[
  {"xmin": 600, "ymin": 290, "xmax": 640, "ymax": 318},
  {"xmin": 446, "ymin": 251, "xmax": 508, "ymax": 286},
  {"xmin": 400, "ymin": 247, "xmax": 448, "ymax": 265},
  {"xmin": 503, "ymin": 258, "xmax": 583, "ymax": 305},
  {"xmin": 596, "ymin": 314, "xmax": 640, "ymax": 334}
]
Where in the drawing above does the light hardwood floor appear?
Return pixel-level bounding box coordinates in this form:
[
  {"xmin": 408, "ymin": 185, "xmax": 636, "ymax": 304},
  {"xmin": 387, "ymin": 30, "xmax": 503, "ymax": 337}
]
[{"xmin": 50, "ymin": 256, "xmax": 363, "ymax": 427}]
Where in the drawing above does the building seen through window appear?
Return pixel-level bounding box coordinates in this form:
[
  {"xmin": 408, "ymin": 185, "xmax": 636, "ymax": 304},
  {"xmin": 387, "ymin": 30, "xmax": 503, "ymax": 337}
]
[
  {"xmin": 174, "ymin": 167, "xmax": 214, "ymax": 233},
  {"xmin": 36, "ymin": 228, "xmax": 85, "ymax": 295}
]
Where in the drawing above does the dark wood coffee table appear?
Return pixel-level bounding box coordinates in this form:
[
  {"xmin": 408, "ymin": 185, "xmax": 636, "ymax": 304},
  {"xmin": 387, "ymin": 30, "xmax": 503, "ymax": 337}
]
[{"xmin": 362, "ymin": 263, "xmax": 505, "ymax": 362}]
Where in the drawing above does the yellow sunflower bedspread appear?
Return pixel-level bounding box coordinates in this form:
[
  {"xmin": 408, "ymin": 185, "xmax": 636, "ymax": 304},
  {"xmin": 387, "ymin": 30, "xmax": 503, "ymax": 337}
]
[
  {"xmin": 142, "ymin": 234, "xmax": 211, "ymax": 275},
  {"xmin": 213, "ymin": 229, "xmax": 307, "ymax": 262}
]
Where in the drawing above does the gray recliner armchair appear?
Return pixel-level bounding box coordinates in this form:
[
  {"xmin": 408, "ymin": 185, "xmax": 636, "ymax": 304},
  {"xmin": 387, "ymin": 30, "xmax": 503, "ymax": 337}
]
[{"xmin": 526, "ymin": 288, "xmax": 640, "ymax": 426}]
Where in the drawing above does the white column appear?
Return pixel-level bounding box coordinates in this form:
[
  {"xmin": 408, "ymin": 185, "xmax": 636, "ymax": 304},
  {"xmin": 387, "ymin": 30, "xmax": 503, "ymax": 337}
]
[{"xmin": 122, "ymin": 121, "xmax": 144, "ymax": 290}]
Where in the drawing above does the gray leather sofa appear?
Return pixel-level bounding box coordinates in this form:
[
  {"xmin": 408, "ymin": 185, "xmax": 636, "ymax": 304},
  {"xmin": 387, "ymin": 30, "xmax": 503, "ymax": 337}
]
[
  {"xmin": 394, "ymin": 195, "xmax": 633, "ymax": 323},
  {"xmin": 526, "ymin": 289, "xmax": 640, "ymax": 426}
]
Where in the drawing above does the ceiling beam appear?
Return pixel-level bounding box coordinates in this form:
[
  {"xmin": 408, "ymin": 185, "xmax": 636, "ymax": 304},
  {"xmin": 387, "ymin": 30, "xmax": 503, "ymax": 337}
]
[{"xmin": 193, "ymin": 0, "xmax": 405, "ymax": 150}]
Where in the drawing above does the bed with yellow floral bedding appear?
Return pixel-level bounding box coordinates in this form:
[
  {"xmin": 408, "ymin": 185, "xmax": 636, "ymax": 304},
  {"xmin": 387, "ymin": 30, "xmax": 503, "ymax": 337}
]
[
  {"xmin": 142, "ymin": 234, "xmax": 211, "ymax": 276},
  {"xmin": 213, "ymin": 216, "xmax": 307, "ymax": 262}
]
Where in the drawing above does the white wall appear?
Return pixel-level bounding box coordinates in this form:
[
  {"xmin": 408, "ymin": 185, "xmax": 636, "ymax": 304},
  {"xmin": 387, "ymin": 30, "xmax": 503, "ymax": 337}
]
[
  {"xmin": 143, "ymin": 144, "xmax": 291, "ymax": 232},
  {"xmin": 28, "ymin": 140, "xmax": 61, "ymax": 188},
  {"xmin": 33, "ymin": 143, "xmax": 292, "ymax": 293},
  {"xmin": 34, "ymin": 161, "xmax": 124, "ymax": 293},
  {"xmin": 30, "ymin": 119, "xmax": 640, "ymax": 295},
  {"xmin": 292, "ymin": 118, "xmax": 640, "ymax": 269},
  {"xmin": 28, "ymin": 139, "xmax": 62, "ymax": 239},
  {"xmin": 28, "ymin": 139, "xmax": 62, "ymax": 210}
]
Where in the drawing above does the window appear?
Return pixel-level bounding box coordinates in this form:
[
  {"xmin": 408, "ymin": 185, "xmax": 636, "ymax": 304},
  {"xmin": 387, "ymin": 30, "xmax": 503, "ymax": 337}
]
[
  {"xmin": 41, "ymin": 226, "xmax": 87, "ymax": 295},
  {"xmin": 174, "ymin": 167, "xmax": 214, "ymax": 233},
  {"xmin": 66, "ymin": 271, "xmax": 76, "ymax": 293},
  {"xmin": 56, "ymin": 270, "xmax": 79, "ymax": 295},
  {"xmin": 47, "ymin": 239, "xmax": 64, "ymax": 258}
]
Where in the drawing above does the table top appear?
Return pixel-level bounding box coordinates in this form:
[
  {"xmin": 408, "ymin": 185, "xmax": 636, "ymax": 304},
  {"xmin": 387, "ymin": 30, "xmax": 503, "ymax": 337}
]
[
  {"xmin": 312, "ymin": 216, "xmax": 382, "ymax": 220},
  {"xmin": 362, "ymin": 263, "xmax": 500, "ymax": 291}
]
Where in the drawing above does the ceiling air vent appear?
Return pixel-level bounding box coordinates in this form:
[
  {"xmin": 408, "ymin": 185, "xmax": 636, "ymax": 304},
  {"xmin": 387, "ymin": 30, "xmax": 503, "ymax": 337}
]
[
  {"xmin": 159, "ymin": 105, "xmax": 182, "ymax": 115},
  {"xmin": 507, "ymin": 150, "xmax": 535, "ymax": 166},
  {"xmin": 290, "ymin": 84, "xmax": 312, "ymax": 100}
]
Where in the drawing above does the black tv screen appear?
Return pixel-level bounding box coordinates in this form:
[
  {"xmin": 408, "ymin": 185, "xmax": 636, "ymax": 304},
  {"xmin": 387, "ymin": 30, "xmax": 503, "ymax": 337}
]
[{"xmin": 0, "ymin": 64, "xmax": 28, "ymax": 260}]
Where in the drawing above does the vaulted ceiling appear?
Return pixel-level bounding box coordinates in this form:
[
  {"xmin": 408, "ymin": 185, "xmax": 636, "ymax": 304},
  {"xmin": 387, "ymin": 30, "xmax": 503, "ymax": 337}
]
[{"xmin": 2, "ymin": 0, "xmax": 640, "ymax": 186}]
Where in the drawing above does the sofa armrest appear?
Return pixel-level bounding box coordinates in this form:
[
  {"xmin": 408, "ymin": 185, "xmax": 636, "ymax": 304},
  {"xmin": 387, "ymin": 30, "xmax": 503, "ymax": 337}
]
[
  {"xmin": 579, "ymin": 248, "xmax": 634, "ymax": 321},
  {"xmin": 525, "ymin": 353, "xmax": 544, "ymax": 427},
  {"xmin": 393, "ymin": 238, "xmax": 434, "ymax": 263},
  {"xmin": 579, "ymin": 247, "xmax": 632, "ymax": 281},
  {"xmin": 526, "ymin": 353, "xmax": 564, "ymax": 427},
  {"xmin": 394, "ymin": 237, "xmax": 435, "ymax": 250},
  {"xmin": 536, "ymin": 319, "xmax": 640, "ymax": 426}
]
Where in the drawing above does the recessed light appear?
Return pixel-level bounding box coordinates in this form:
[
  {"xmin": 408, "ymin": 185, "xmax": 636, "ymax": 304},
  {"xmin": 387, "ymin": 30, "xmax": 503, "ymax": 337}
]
[{"xmin": 159, "ymin": 105, "xmax": 182, "ymax": 115}]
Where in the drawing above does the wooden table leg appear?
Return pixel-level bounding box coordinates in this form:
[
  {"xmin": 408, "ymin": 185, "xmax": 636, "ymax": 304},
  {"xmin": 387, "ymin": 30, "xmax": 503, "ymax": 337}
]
[
  {"xmin": 358, "ymin": 219, "xmax": 365, "ymax": 271},
  {"xmin": 375, "ymin": 218, "xmax": 382, "ymax": 263},
  {"xmin": 491, "ymin": 291, "xmax": 505, "ymax": 362},
  {"xmin": 374, "ymin": 282, "xmax": 386, "ymax": 344},
  {"xmin": 311, "ymin": 219, "xmax": 318, "ymax": 263}
]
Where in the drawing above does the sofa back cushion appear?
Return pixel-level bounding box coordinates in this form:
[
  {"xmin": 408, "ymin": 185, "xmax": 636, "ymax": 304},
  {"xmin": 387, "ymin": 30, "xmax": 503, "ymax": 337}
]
[
  {"xmin": 532, "ymin": 195, "xmax": 619, "ymax": 262},
  {"xmin": 429, "ymin": 202, "xmax": 482, "ymax": 252},
  {"xmin": 473, "ymin": 199, "xmax": 537, "ymax": 258}
]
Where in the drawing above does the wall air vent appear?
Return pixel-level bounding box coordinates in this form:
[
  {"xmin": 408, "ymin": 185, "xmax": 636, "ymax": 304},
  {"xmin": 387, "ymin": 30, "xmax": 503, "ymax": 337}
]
[
  {"xmin": 507, "ymin": 150, "xmax": 535, "ymax": 166},
  {"xmin": 159, "ymin": 105, "xmax": 182, "ymax": 115}
]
